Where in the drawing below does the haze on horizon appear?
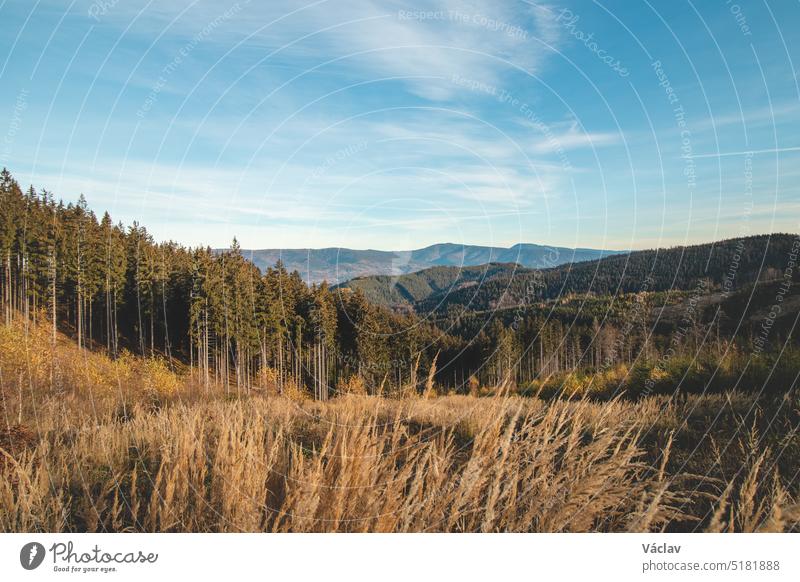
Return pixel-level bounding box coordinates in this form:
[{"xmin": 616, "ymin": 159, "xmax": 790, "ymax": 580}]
[{"xmin": 1, "ymin": 1, "xmax": 799, "ymax": 252}]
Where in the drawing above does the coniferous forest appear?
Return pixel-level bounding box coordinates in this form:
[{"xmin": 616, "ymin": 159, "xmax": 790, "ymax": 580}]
[
  {"xmin": 0, "ymin": 168, "xmax": 450, "ymax": 398},
  {"xmin": 2, "ymin": 168, "xmax": 797, "ymax": 398},
  {"xmin": 1, "ymin": 167, "xmax": 799, "ymax": 533}
]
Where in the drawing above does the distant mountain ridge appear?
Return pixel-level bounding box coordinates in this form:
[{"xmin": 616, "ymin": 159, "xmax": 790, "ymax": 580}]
[
  {"xmin": 338, "ymin": 234, "xmax": 799, "ymax": 314},
  {"xmin": 238, "ymin": 242, "xmax": 625, "ymax": 284}
]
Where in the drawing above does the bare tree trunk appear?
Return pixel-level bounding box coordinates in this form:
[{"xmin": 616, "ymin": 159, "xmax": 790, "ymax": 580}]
[
  {"xmin": 77, "ymin": 281, "xmax": 82, "ymax": 349},
  {"xmin": 150, "ymin": 289, "xmax": 155, "ymax": 357},
  {"xmin": 278, "ymin": 336, "xmax": 284, "ymax": 394},
  {"xmin": 203, "ymin": 306, "xmax": 209, "ymax": 391},
  {"xmin": 112, "ymin": 288, "xmax": 119, "ymax": 357},
  {"xmin": 136, "ymin": 277, "xmax": 144, "ymax": 356},
  {"xmin": 51, "ymin": 253, "xmax": 56, "ymax": 345},
  {"xmin": 88, "ymin": 298, "xmax": 93, "ymax": 347},
  {"xmin": 4, "ymin": 251, "xmax": 10, "ymax": 325},
  {"xmin": 106, "ymin": 277, "xmax": 111, "ymax": 353}
]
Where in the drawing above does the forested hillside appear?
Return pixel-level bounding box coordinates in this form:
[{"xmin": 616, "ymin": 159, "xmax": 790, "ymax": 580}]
[
  {"xmin": 1, "ymin": 168, "xmax": 797, "ymax": 398},
  {"xmin": 0, "ymin": 169, "xmax": 447, "ymax": 398},
  {"xmin": 337, "ymin": 262, "xmax": 526, "ymax": 306},
  {"xmin": 343, "ymin": 234, "xmax": 799, "ymax": 314}
]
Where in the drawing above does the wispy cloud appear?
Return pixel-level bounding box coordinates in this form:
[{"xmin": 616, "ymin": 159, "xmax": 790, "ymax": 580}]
[
  {"xmin": 8, "ymin": 0, "xmax": 799, "ymax": 250},
  {"xmin": 69, "ymin": 0, "xmax": 563, "ymax": 101}
]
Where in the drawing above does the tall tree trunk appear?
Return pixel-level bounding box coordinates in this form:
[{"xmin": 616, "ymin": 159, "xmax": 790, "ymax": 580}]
[
  {"xmin": 112, "ymin": 288, "xmax": 118, "ymax": 357},
  {"xmin": 278, "ymin": 335, "xmax": 284, "ymax": 394},
  {"xmin": 136, "ymin": 271, "xmax": 144, "ymax": 356},
  {"xmin": 77, "ymin": 281, "xmax": 82, "ymax": 349},
  {"xmin": 4, "ymin": 251, "xmax": 10, "ymax": 325},
  {"xmin": 51, "ymin": 253, "xmax": 56, "ymax": 345},
  {"xmin": 204, "ymin": 308, "xmax": 209, "ymax": 390},
  {"xmin": 150, "ymin": 289, "xmax": 155, "ymax": 357},
  {"xmin": 106, "ymin": 277, "xmax": 111, "ymax": 354}
]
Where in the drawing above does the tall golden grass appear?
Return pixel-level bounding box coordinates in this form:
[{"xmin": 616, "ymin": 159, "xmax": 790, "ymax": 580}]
[{"xmin": 0, "ymin": 319, "xmax": 798, "ymax": 532}]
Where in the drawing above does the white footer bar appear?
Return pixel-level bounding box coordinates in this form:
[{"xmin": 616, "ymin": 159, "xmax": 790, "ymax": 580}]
[{"xmin": 0, "ymin": 533, "xmax": 796, "ymax": 581}]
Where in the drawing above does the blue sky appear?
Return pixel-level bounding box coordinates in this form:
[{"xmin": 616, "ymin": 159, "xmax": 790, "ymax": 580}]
[{"xmin": 1, "ymin": 0, "xmax": 798, "ymax": 251}]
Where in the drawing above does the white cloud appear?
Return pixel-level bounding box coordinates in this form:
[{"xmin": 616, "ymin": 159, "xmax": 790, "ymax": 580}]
[{"xmin": 67, "ymin": 0, "xmax": 563, "ymax": 101}]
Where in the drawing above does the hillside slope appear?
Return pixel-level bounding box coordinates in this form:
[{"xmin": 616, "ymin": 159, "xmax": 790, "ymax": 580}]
[{"xmin": 337, "ymin": 262, "xmax": 531, "ymax": 306}]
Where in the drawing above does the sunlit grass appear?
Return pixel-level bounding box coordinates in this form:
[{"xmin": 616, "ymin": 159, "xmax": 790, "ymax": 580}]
[{"xmin": 0, "ymin": 319, "xmax": 797, "ymax": 532}]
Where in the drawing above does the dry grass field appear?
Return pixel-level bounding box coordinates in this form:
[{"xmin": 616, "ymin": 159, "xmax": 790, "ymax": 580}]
[{"xmin": 1, "ymin": 319, "xmax": 798, "ymax": 532}]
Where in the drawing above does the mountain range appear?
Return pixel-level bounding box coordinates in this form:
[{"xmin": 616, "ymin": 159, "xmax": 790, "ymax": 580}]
[
  {"xmin": 337, "ymin": 234, "xmax": 799, "ymax": 316},
  {"xmin": 238, "ymin": 243, "xmax": 625, "ymax": 284}
]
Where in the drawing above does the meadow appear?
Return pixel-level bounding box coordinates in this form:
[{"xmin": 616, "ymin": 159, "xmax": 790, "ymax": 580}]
[{"xmin": 1, "ymin": 319, "xmax": 797, "ymax": 532}]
